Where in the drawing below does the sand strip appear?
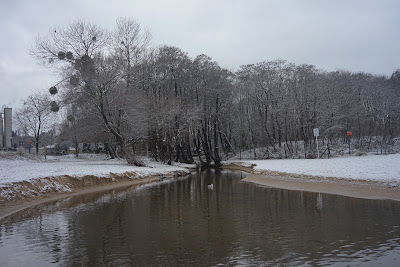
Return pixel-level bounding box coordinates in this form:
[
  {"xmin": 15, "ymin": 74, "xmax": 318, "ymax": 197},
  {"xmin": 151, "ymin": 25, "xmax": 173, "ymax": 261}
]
[{"xmin": 222, "ymin": 164, "xmax": 400, "ymax": 201}]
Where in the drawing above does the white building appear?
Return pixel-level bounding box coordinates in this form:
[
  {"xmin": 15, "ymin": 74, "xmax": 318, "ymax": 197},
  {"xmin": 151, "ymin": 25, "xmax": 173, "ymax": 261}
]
[
  {"xmin": 1, "ymin": 107, "xmax": 12, "ymax": 149},
  {"xmin": 0, "ymin": 112, "xmax": 3, "ymax": 147}
]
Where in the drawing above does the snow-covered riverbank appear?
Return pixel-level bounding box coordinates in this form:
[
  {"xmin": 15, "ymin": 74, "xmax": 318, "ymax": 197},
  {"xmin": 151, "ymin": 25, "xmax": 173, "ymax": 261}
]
[
  {"xmin": 1, "ymin": 152, "xmax": 400, "ymax": 215},
  {"xmin": 0, "ymin": 153, "xmax": 191, "ymax": 186},
  {"xmin": 222, "ymin": 154, "xmax": 400, "ymax": 201},
  {"xmin": 226, "ymin": 153, "xmax": 400, "ymax": 184},
  {"xmin": 2, "ymin": 153, "xmax": 399, "ymax": 193},
  {"xmin": 0, "ymin": 153, "xmax": 192, "ymax": 204}
]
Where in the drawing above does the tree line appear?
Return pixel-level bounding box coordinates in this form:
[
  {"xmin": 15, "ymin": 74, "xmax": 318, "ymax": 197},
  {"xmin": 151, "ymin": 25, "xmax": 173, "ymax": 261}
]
[{"xmin": 23, "ymin": 18, "xmax": 399, "ymax": 165}]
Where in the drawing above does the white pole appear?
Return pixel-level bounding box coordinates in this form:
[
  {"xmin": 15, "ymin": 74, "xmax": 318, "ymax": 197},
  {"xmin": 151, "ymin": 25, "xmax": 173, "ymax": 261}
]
[{"xmin": 316, "ymin": 136, "xmax": 319, "ymax": 159}]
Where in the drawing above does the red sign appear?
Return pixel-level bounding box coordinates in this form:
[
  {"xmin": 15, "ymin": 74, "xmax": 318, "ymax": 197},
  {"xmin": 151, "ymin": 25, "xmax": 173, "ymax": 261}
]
[{"xmin": 347, "ymin": 132, "xmax": 352, "ymax": 136}]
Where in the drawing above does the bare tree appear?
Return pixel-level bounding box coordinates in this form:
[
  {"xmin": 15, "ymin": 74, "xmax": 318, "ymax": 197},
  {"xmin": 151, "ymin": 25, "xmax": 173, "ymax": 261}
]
[
  {"xmin": 15, "ymin": 92, "xmax": 53, "ymax": 154},
  {"xmin": 31, "ymin": 19, "xmax": 150, "ymax": 165},
  {"xmin": 30, "ymin": 20, "xmax": 110, "ymax": 63},
  {"xmin": 29, "ymin": 18, "xmax": 400, "ymax": 164},
  {"xmin": 114, "ymin": 17, "xmax": 152, "ymax": 90}
]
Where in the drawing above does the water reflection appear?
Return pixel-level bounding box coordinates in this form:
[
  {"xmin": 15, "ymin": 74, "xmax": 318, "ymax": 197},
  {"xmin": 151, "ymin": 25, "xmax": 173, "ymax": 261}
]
[{"xmin": 1, "ymin": 169, "xmax": 400, "ymax": 266}]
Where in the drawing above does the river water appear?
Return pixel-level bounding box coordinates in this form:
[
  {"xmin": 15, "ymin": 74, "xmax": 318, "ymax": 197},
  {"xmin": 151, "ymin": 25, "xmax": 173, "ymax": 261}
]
[{"xmin": 1, "ymin": 169, "xmax": 400, "ymax": 266}]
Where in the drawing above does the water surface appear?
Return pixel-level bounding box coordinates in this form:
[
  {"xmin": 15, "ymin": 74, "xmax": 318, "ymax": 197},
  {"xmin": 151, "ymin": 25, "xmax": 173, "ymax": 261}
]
[{"xmin": 1, "ymin": 170, "xmax": 399, "ymax": 266}]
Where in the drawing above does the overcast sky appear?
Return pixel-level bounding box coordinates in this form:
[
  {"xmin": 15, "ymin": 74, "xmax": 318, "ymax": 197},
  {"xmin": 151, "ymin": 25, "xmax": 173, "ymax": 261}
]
[{"xmin": 1, "ymin": 0, "xmax": 399, "ymax": 109}]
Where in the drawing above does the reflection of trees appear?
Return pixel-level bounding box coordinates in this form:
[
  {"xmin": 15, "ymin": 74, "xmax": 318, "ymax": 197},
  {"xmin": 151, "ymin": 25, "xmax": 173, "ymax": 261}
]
[
  {"xmin": 0, "ymin": 211, "xmax": 69, "ymax": 264},
  {"xmin": 225, "ymin": 184, "xmax": 400, "ymax": 265},
  {"xmin": 1, "ymin": 172, "xmax": 400, "ymax": 266}
]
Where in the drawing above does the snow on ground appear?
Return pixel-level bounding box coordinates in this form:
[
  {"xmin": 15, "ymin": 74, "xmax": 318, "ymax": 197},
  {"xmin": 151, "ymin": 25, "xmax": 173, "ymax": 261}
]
[
  {"xmin": 0, "ymin": 153, "xmax": 191, "ymax": 187},
  {"xmin": 1, "ymin": 152, "xmax": 399, "ymax": 187},
  {"xmin": 226, "ymin": 154, "xmax": 400, "ymax": 183}
]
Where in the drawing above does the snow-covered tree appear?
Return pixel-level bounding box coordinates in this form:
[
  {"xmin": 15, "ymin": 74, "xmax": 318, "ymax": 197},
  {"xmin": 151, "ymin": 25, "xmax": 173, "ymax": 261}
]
[{"xmin": 15, "ymin": 91, "xmax": 54, "ymax": 154}]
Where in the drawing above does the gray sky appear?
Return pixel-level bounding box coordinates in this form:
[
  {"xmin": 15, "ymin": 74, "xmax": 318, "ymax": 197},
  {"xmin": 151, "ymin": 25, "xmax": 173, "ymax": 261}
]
[{"xmin": 1, "ymin": 0, "xmax": 399, "ymax": 108}]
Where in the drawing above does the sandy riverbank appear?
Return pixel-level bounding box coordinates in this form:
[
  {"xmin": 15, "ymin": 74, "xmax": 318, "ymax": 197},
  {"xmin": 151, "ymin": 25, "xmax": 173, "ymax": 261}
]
[
  {"xmin": 0, "ymin": 154, "xmax": 193, "ymax": 221},
  {"xmin": 0, "ymin": 174, "xmax": 171, "ymax": 222},
  {"xmin": 2, "ymin": 155, "xmax": 399, "ymax": 221},
  {"xmin": 222, "ymin": 163, "xmax": 400, "ymax": 201}
]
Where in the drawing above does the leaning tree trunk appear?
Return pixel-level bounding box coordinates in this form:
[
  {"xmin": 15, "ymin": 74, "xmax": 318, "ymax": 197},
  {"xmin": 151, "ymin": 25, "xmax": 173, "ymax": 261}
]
[{"xmin": 98, "ymin": 92, "xmax": 144, "ymax": 166}]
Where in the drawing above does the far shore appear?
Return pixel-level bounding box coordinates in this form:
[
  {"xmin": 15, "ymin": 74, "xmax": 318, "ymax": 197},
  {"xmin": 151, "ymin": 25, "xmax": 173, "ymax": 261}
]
[{"xmin": 222, "ymin": 164, "xmax": 400, "ymax": 201}]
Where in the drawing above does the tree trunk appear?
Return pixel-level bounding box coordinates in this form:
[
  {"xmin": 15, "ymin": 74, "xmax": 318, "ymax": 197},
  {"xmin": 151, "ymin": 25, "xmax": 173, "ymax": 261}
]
[
  {"xmin": 213, "ymin": 96, "xmax": 221, "ymax": 165},
  {"xmin": 98, "ymin": 89, "xmax": 142, "ymax": 166}
]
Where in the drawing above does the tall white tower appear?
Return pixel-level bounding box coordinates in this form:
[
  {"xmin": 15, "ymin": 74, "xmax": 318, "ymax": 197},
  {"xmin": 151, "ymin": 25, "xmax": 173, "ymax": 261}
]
[
  {"xmin": 0, "ymin": 112, "xmax": 3, "ymax": 147},
  {"xmin": 4, "ymin": 108, "xmax": 12, "ymax": 148}
]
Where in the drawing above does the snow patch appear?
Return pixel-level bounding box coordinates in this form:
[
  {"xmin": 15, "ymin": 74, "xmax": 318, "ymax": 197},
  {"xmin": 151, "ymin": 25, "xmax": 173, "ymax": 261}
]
[
  {"xmin": 0, "ymin": 155, "xmax": 189, "ymax": 187},
  {"xmin": 225, "ymin": 154, "xmax": 400, "ymax": 183},
  {"xmin": 0, "ymin": 154, "xmax": 190, "ymax": 201}
]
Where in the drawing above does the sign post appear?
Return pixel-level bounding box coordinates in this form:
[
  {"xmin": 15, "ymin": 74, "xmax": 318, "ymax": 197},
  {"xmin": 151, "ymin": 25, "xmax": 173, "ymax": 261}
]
[
  {"xmin": 347, "ymin": 131, "xmax": 352, "ymax": 155},
  {"xmin": 313, "ymin": 128, "xmax": 320, "ymax": 159}
]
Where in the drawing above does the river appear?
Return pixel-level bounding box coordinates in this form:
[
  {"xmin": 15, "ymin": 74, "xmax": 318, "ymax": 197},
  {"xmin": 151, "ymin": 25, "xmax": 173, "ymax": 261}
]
[{"xmin": 1, "ymin": 169, "xmax": 399, "ymax": 266}]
